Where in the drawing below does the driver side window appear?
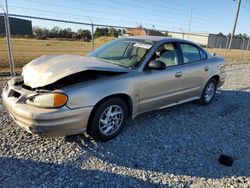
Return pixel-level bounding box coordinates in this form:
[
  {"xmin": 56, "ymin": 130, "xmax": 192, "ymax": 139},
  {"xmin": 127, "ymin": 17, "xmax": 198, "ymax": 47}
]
[{"xmin": 152, "ymin": 43, "xmax": 179, "ymax": 67}]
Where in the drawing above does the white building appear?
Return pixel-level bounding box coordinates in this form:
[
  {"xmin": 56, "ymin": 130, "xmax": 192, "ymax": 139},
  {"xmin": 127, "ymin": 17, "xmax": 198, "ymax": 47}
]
[{"xmin": 168, "ymin": 32, "xmax": 209, "ymax": 47}]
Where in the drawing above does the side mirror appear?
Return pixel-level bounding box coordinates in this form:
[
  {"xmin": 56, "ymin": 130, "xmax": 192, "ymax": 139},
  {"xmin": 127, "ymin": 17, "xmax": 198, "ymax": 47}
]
[{"xmin": 148, "ymin": 60, "xmax": 166, "ymax": 70}]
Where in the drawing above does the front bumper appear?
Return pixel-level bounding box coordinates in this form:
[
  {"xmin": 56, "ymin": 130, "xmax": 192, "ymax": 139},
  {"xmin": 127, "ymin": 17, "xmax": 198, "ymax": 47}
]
[
  {"xmin": 2, "ymin": 79, "xmax": 93, "ymax": 137},
  {"xmin": 218, "ymin": 72, "xmax": 226, "ymax": 88}
]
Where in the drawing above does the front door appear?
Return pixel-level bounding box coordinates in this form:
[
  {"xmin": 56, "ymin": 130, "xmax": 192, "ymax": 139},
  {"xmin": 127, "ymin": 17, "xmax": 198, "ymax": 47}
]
[{"xmin": 139, "ymin": 42, "xmax": 184, "ymax": 113}]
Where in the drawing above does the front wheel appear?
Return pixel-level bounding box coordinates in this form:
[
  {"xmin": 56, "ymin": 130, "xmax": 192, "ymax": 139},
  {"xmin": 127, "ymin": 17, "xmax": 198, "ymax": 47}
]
[
  {"xmin": 87, "ymin": 98, "xmax": 128, "ymax": 141},
  {"xmin": 198, "ymin": 78, "xmax": 217, "ymax": 105}
]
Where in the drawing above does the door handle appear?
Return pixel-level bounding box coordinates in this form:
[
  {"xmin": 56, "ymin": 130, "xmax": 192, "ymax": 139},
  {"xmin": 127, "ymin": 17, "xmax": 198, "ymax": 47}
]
[
  {"xmin": 175, "ymin": 72, "xmax": 183, "ymax": 77},
  {"xmin": 204, "ymin": 66, "xmax": 209, "ymax": 71}
]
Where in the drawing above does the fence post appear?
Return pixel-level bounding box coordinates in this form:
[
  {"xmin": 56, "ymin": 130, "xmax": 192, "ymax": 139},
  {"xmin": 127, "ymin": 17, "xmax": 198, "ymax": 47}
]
[
  {"xmin": 219, "ymin": 37, "xmax": 224, "ymax": 56},
  {"xmin": 240, "ymin": 37, "xmax": 245, "ymax": 60},
  {"xmin": 87, "ymin": 16, "xmax": 94, "ymax": 51},
  {"xmin": 179, "ymin": 28, "xmax": 184, "ymax": 39},
  {"xmin": 1, "ymin": 3, "xmax": 15, "ymax": 77},
  {"xmin": 5, "ymin": 0, "xmax": 15, "ymax": 77},
  {"xmin": 224, "ymin": 36, "xmax": 229, "ymax": 58},
  {"xmin": 91, "ymin": 23, "xmax": 94, "ymax": 51},
  {"xmin": 244, "ymin": 39, "xmax": 250, "ymax": 63}
]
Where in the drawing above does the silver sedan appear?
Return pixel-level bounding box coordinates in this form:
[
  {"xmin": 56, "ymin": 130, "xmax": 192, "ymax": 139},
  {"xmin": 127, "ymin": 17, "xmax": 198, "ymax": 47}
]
[{"xmin": 2, "ymin": 36, "xmax": 226, "ymax": 141}]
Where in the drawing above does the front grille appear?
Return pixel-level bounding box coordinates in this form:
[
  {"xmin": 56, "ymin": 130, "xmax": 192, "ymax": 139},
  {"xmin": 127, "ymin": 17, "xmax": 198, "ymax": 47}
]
[
  {"xmin": 22, "ymin": 84, "xmax": 34, "ymax": 91},
  {"xmin": 12, "ymin": 91, "xmax": 21, "ymax": 99},
  {"xmin": 8, "ymin": 89, "xmax": 21, "ymax": 99}
]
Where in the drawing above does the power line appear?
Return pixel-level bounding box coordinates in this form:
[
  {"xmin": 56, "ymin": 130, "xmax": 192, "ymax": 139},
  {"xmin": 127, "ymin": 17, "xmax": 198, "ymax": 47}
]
[
  {"xmin": 22, "ymin": 0, "xmax": 192, "ymax": 29},
  {"xmin": 26, "ymin": 0, "xmax": 230, "ymax": 28},
  {"xmin": 73, "ymin": 0, "xmax": 191, "ymax": 19},
  {"xmin": 7, "ymin": 5, "xmax": 186, "ymax": 31},
  {"xmin": 74, "ymin": 0, "xmax": 243, "ymax": 30},
  {"xmin": 74, "ymin": 0, "xmax": 231, "ymax": 24},
  {"xmin": 23, "ymin": 0, "xmax": 236, "ymax": 32},
  {"xmin": 7, "ymin": 5, "xmax": 137, "ymax": 25},
  {"xmin": 156, "ymin": 0, "xmax": 230, "ymax": 21},
  {"xmin": 7, "ymin": 0, "xmax": 250, "ymax": 34}
]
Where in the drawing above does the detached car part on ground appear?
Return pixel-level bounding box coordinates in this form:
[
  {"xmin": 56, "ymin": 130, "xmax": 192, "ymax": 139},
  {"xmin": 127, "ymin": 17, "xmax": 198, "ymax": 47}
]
[{"xmin": 2, "ymin": 36, "xmax": 226, "ymax": 141}]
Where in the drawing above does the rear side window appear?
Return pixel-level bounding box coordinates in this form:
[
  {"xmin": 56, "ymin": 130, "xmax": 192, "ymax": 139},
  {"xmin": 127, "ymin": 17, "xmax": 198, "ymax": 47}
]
[{"xmin": 180, "ymin": 43, "xmax": 201, "ymax": 63}]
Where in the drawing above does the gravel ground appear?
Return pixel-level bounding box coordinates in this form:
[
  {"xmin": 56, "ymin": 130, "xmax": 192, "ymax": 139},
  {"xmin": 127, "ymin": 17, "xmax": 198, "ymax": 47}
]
[{"xmin": 0, "ymin": 64, "xmax": 250, "ymax": 188}]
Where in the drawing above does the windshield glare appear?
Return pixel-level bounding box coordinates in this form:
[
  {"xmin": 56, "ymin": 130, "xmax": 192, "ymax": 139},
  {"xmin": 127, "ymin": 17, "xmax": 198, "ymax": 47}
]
[{"xmin": 88, "ymin": 38, "xmax": 155, "ymax": 68}]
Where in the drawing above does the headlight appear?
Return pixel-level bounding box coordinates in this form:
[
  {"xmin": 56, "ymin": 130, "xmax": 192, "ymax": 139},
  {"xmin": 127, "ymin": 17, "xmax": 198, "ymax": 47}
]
[{"xmin": 27, "ymin": 93, "xmax": 68, "ymax": 108}]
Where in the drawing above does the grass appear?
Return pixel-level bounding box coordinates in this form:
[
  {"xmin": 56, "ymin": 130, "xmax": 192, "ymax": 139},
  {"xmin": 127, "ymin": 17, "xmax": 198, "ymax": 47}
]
[
  {"xmin": 0, "ymin": 37, "xmax": 250, "ymax": 72},
  {"xmin": 206, "ymin": 48, "xmax": 250, "ymax": 63}
]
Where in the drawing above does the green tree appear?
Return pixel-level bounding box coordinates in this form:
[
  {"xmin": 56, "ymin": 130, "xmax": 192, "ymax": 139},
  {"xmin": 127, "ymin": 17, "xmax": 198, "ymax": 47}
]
[
  {"xmin": 33, "ymin": 27, "xmax": 43, "ymax": 37},
  {"xmin": 42, "ymin": 28, "xmax": 49, "ymax": 38},
  {"xmin": 94, "ymin": 27, "xmax": 109, "ymax": 38},
  {"xmin": 235, "ymin": 33, "xmax": 244, "ymax": 39},
  {"xmin": 217, "ymin": 32, "xmax": 224, "ymax": 36},
  {"xmin": 58, "ymin": 28, "xmax": 73, "ymax": 38},
  {"xmin": 77, "ymin": 29, "xmax": 91, "ymax": 40},
  {"xmin": 243, "ymin": 33, "xmax": 249, "ymax": 39},
  {"xmin": 109, "ymin": 28, "xmax": 118, "ymax": 37},
  {"xmin": 49, "ymin": 26, "xmax": 61, "ymax": 38}
]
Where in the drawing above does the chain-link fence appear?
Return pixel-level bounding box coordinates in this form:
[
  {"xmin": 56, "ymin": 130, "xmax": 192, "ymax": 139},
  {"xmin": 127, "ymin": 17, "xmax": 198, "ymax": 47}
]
[
  {"xmin": 1, "ymin": 12, "xmax": 250, "ymax": 76},
  {"xmin": 0, "ymin": 12, "xmax": 10, "ymax": 75},
  {"xmin": 206, "ymin": 34, "xmax": 250, "ymax": 62},
  {"xmin": 0, "ymin": 13, "xmax": 134, "ymax": 75},
  {"xmin": 11, "ymin": 15, "xmax": 93, "ymax": 68}
]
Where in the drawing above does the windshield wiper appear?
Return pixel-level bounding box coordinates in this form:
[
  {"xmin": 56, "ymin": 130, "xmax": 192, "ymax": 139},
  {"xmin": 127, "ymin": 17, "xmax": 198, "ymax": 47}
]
[{"xmin": 96, "ymin": 58, "xmax": 128, "ymax": 68}]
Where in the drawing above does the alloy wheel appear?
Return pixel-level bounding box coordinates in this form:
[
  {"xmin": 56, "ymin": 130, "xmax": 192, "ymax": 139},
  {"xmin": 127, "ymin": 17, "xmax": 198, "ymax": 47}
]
[{"xmin": 99, "ymin": 105, "xmax": 124, "ymax": 136}]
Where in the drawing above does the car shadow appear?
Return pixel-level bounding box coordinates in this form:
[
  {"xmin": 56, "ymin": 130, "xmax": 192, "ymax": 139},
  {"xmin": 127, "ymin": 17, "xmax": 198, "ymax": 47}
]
[
  {"xmin": 67, "ymin": 89, "xmax": 250, "ymax": 179},
  {"xmin": 0, "ymin": 156, "xmax": 156, "ymax": 187}
]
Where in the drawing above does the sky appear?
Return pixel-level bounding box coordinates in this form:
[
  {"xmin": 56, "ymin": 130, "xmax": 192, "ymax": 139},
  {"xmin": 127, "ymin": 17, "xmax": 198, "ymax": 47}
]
[{"xmin": 1, "ymin": 0, "xmax": 250, "ymax": 35}]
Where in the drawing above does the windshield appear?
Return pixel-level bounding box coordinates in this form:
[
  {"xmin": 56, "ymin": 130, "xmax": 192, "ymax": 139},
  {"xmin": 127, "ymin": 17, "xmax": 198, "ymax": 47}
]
[{"xmin": 88, "ymin": 38, "xmax": 155, "ymax": 68}]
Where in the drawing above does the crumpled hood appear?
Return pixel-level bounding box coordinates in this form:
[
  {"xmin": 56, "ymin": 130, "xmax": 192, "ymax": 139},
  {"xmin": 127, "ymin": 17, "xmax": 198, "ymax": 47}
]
[{"xmin": 22, "ymin": 55, "xmax": 129, "ymax": 88}]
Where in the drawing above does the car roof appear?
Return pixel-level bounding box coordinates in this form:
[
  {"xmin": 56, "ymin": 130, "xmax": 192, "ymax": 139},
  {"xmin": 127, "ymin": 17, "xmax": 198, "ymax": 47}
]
[{"xmin": 123, "ymin": 36, "xmax": 197, "ymax": 45}]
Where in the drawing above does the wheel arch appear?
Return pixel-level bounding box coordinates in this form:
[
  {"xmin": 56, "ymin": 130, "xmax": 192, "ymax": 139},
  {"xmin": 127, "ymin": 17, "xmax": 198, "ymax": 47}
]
[
  {"xmin": 86, "ymin": 93, "xmax": 133, "ymax": 133},
  {"xmin": 209, "ymin": 75, "xmax": 220, "ymax": 84}
]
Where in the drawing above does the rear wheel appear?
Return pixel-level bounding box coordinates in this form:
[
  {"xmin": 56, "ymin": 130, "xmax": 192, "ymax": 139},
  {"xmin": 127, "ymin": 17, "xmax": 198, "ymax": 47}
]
[
  {"xmin": 88, "ymin": 98, "xmax": 128, "ymax": 141},
  {"xmin": 198, "ymin": 78, "xmax": 217, "ymax": 105}
]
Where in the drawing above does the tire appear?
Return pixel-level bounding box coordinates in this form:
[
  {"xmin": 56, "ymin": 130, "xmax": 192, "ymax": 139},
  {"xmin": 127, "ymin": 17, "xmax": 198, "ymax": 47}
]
[
  {"xmin": 88, "ymin": 98, "xmax": 128, "ymax": 141},
  {"xmin": 198, "ymin": 78, "xmax": 218, "ymax": 105}
]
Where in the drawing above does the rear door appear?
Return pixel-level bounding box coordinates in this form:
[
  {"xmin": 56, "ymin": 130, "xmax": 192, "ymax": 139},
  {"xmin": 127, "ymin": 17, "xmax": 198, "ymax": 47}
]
[{"xmin": 178, "ymin": 43, "xmax": 211, "ymax": 99}]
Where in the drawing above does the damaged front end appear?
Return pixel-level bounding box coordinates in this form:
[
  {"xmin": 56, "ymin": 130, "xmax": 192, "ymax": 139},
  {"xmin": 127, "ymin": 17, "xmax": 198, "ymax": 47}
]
[
  {"xmin": 8, "ymin": 69, "xmax": 127, "ymax": 110},
  {"xmin": 35, "ymin": 70, "xmax": 127, "ymax": 90},
  {"xmin": 2, "ymin": 75, "xmax": 95, "ymax": 136},
  {"xmin": 2, "ymin": 55, "xmax": 130, "ymax": 136},
  {"xmin": 14, "ymin": 69, "xmax": 126, "ymax": 91},
  {"xmin": 21, "ymin": 55, "xmax": 130, "ymax": 89}
]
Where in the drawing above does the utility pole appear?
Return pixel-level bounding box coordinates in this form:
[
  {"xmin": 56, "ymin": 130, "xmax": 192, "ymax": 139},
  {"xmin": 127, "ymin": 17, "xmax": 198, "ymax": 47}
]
[
  {"xmin": 228, "ymin": 0, "xmax": 241, "ymax": 51},
  {"xmin": 187, "ymin": 7, "xmax": 193, "ymax": 39}
]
